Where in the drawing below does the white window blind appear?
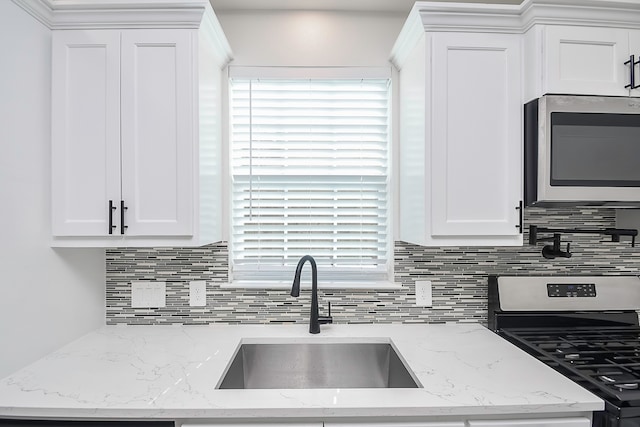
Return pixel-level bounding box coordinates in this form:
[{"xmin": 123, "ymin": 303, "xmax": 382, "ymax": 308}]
[{"xmin": 230, "ymin": 78, "xmax": 391, "ymax": 284}]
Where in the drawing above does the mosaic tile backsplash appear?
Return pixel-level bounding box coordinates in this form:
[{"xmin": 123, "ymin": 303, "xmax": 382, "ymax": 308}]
[{"xmin": 106, "ymin": 208, "xmax": 640, "ymax": 325}]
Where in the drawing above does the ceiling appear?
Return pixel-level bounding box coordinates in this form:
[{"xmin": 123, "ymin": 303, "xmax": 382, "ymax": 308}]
[{"xmin": 209, "ymin": 0, "xmax": 522, "ymax": 13}]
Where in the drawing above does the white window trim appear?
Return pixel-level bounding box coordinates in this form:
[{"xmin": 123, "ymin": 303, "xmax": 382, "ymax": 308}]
[
  {"xmin": 228, "ymin": 65, "xmax": 392, "ymax": 80},
  {"xmin": 223, "ymin": 66, "xmax": 398, "ymax": 289},
  {"xmin": 221, "ymin": 280, "xmax": 402, "ymax": 290}
]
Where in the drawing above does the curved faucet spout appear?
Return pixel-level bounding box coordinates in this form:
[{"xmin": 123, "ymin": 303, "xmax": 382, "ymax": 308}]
[
  {"xmin": 290, "ymin": 255, "xmax": 332, "ymax": 334},
  {"xmin": 291, "ymin": 255, "xmax": 316, "ymax": 298}
]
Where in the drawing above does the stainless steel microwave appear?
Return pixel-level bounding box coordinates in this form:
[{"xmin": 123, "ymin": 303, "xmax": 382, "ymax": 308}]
[{"xmin": 525, "ymin": 94, "xmax": 640, "ymax": 207}]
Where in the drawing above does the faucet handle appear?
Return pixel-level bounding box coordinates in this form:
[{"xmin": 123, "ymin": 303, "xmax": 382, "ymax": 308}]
[
  {"xmin": 319, "ymin": 301, "xmax": 333, "ymax": 325},
  {"xmin": 318, "ymin": 316, "xmax": 333, "ymax": 325}
]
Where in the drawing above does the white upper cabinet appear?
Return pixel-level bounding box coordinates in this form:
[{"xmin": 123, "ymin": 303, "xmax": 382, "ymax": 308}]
[
  {"xmin": 48, "ymin": 1, "xmax": 232, "ymax": 247},
  {"xmin": 53, "ymin": 29, "xmax": 193, "ymax": 239},
  {"xmin": 430, "ymin": 33, "xmax": 522, "ymax": 240},
  {"xmin": 391, "ymin": 5, "xmax": 524, "ymax": 247},
  {"xmin": 541, "ymin": 26, "xmax": 633, "ymax": 97},
  {"xmin": 521, "ymin": 2, "xmax": 640, "ymax": 101},
  {"xmin": 392, "ymin": 0, "xmax": 640, "ymax": 247}
]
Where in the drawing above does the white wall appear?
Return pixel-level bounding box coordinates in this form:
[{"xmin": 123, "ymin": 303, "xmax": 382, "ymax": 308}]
[
  {"xmin": 217, "ymin": 10, "xmax": 405, "ymax": 67},
  {"xmin": 0, "ymin": 1, "xmax": 106, "ymax": 379}
]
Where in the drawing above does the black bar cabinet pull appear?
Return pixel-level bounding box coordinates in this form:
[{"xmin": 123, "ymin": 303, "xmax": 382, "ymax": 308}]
[
  {"xmin": 515, "ymin": 201, "xmax": 523, "ymax": 233},
  {"xmin": 633, "ymin": 56, "xmax": 640, "ymax": 89},
  {"xmin": 625, "ymin": 55, "xmax": 636, "ymax": 89},
  {"xmin": 120, "ymin": 200, "xmax": 128, "ymax": 235},
  {"xmin": 108, "ymin": 200, "xmax": 117, "ymax": 234}
]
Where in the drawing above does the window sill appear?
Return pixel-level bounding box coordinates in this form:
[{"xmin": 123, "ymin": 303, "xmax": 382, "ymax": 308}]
[{"xmin": 222, "ymin": 280, "xmax": 403, "ymax": 290}]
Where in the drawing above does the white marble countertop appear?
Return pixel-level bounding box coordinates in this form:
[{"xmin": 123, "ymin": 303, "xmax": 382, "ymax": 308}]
[{"xmin": 0, "ymin": 324, "xmax": 603, "ymax": 420}]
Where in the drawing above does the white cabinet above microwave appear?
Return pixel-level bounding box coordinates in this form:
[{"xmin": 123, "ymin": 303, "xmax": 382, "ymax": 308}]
[{"xmin": 525, "ymin": 25, "xmax": 640, "ymax": 100}]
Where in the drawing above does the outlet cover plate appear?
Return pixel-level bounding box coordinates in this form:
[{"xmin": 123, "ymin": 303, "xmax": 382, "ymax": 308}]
[
  {"xmin": 415, "ymin": 280, "xmax": 432, "ymax": 307},
  {"xmin": 189, "ymin": 281, "xmax": 207, "ymax": 307}
]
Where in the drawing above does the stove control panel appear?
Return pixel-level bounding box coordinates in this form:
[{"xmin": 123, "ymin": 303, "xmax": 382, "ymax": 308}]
[{"xmin": 547, "ymin": 283, "xmax": 597, "ymax": 298}]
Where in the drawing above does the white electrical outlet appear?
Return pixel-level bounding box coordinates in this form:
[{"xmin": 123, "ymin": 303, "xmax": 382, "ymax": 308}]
[
  {"xmin": 415, "ymin": 280, "xmax": 433, "ymax": 307},
  {"xmin": 189, "ymin": 281, "xmax": 207, "ymax": 307},
  {"xmin": 131, "ymin": 282, "xmax": 166, "ymax": 308}
]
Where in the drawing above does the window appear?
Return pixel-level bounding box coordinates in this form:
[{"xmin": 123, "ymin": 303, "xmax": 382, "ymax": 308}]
[{"xmin": 229, "ymin": 74, "xmax": 391, "ymax": 286}]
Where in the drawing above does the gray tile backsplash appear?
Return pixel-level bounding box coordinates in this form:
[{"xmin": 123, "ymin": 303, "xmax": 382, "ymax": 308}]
[{"xmin": 106, "ymin": 207, "xmax": 640, "ymax": 325}]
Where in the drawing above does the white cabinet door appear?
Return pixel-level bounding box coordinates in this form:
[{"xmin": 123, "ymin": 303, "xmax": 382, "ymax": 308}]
[
  {"xmin": 545, "ymin": 26, "xmax": 630, "ymax": 96},
  {"xmin": 628, "ymin": 29, "xmax": 640, "ymax": 96},
  {"xmin": 468, "ymin": 417, "xmax": 590, "ymax": 427},
  {"xmin": 120, "ymin": 30, "xmax": 194, "ymax": 236},
  {"xmin": 52, "ymin": 30, "xmax": 122, "ymax": 237},
  {"xmin": 430, "ymin": 33, "xmax": 522, "ymax": 237}
]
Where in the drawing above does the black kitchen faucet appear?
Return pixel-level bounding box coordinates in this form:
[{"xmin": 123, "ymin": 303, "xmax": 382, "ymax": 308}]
[{"xmin": 290, "ymin": 255, "xmax": 333, "ymax": 334}]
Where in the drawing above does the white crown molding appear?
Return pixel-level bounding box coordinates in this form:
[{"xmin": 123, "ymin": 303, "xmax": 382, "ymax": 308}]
[
  {"xmin": 389, "ymin": 6, "xmax": 424, "ymax": 70},
  {"xmin": 391, "ymin": 1, "xmax": 523, "ymax": 69},
  {"xmin": 390, "ymin": 0, "xmax": 640, "ymax": 69},
  {"xmin": 201, "ymin": 2, "xmax": 233, "ymax": 67},
  {"xmin": 12, "ymin": 0, "xmax": 212, "ymax": 29},
  {"xmin": 46, "ymin": 0, "xmax": 205, "ymax": 8},
  {"xmin": 414, "ymin": 2, "xmax": 523, "ymax": 34},
  {"xmin": 521, "ymin": 0, "xmax": 640, "ymax": 31}
]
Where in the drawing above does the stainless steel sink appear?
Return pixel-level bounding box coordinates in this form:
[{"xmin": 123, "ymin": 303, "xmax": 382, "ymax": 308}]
[{"xmin": 216, "ymin": 342, "xmax": 420, "ymax": 389}]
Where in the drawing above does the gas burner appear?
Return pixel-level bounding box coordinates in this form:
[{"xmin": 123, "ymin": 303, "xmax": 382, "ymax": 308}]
[
  {"xmin": 555, "ymin": 343, "xmax": 580, "ymax": 359},
  {"xmin": 598, "ymin": 372, "xmax": 640, "ymax": 391}
]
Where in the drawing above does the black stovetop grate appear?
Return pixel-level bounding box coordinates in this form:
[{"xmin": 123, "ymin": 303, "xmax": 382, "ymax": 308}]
[{"xmin": 502, "ymin": 326, "xmax": 640, "ymax": 403}]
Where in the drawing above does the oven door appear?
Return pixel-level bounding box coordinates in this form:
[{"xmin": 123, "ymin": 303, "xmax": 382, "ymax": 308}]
[{"xmin": 595, "ymin": 411, "xmax": 640, "ymax": 427}]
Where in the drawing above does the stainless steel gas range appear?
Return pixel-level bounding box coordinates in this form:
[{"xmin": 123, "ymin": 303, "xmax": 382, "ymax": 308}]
[{"xmin": 488, "ymin": 275, "xmax": 640, "ymax": 427}]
